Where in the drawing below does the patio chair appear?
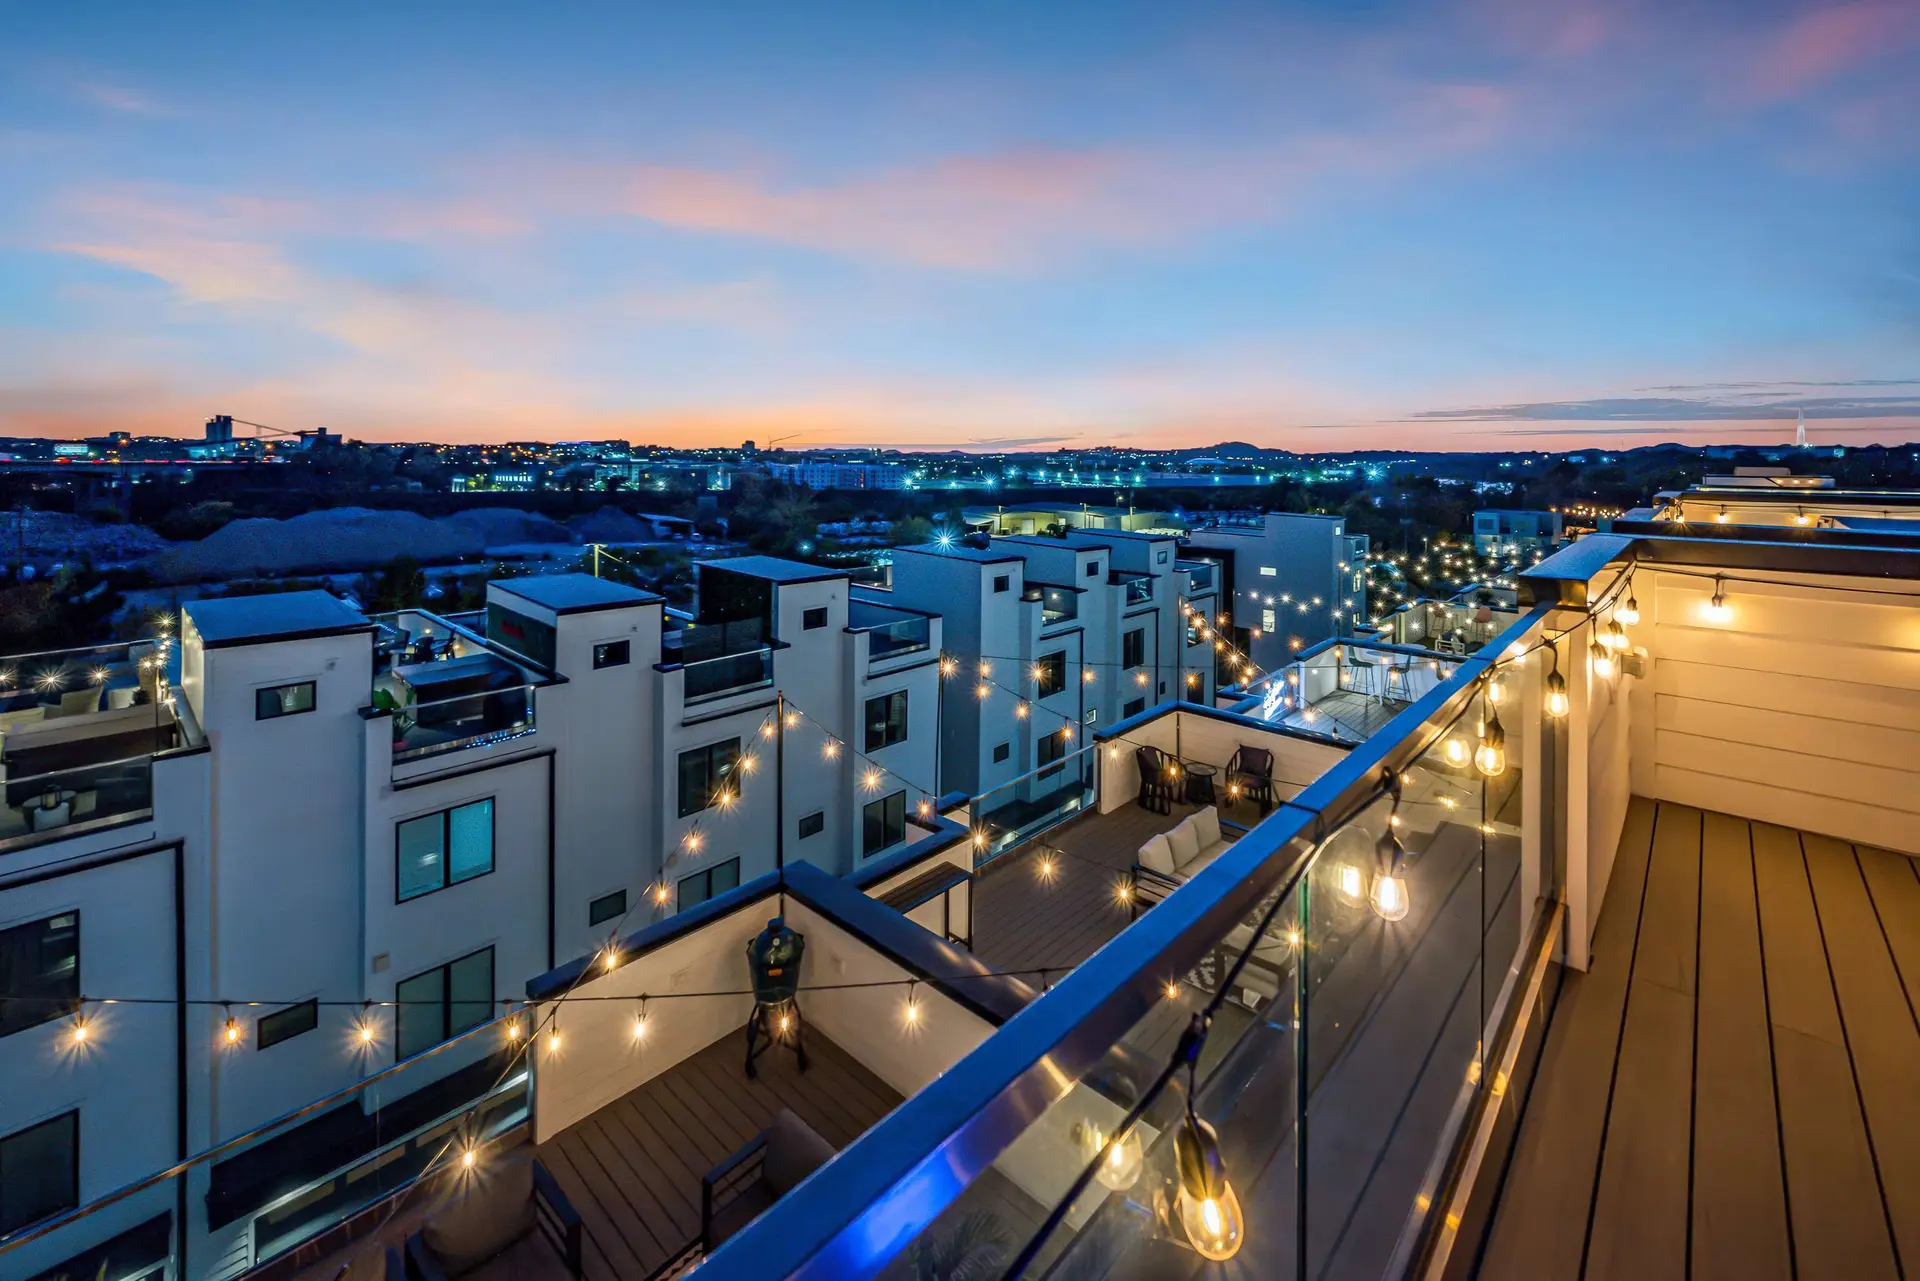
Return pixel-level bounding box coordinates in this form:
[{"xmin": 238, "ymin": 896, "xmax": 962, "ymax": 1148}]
[
  {"xmin": 403, "ymin": 1157, "xmax": 582, "ymax": 1281},
  {"xmin": 1227, "ymin": 745, "xmax": 1276, "ymax": 816},
  {"xmin": 1134, "ymin": 745, "xmax": 1174, "ymax": 815},
  {"xmin": 702, "ymin": 1108, "xmax": 837, "ymax": 1251}
]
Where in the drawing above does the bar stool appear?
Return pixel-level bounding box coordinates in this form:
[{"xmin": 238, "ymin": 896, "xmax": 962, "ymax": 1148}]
[
  {"xmin": 1346, "ymin": 654, "xmax": 1378, "ymax": 703},
  {"xmin": 1383, "ymin": 659, "xmax": 1412, "ymax": 703}
]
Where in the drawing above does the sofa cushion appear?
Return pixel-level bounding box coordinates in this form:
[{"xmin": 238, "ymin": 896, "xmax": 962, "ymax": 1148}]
[
  {"xmin": 1190, "ymin": 807, "xmax": 1221, "ymax": 852},
  {"xmin": 421, "ymin": 1158, "xmax": 535, "ymax": 1276},
  {"xmin": 762, "ymin": 1108, "xmax": 836, "ymax": 1196},
  {"xmin": 1165, "ymin": 820, "xmax": 1202, "ymax": 869},
  {"xmin": 1183, "ymin": 844, "xmax": 1229, "ymax": 879},
  {"xmin": 1137, "ymin": 833, "xmax": 1176, "ymax": 876}
]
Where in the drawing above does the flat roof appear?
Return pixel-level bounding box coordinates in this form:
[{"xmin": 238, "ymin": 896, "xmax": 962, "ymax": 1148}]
[
  {"xmin": 493, "ymin": 573, "xmax": 661, "ymax": 615},
  {"xmin": 892, "ymin": 542, "xmax": 1025, "ymax": 565},
  {"xmin": 699, "ymin": 555, "xmax": 850, "ymax": 584},
  {"xmin": 185, "ymin": 590, "xmax": 371, "ymax": 648}
]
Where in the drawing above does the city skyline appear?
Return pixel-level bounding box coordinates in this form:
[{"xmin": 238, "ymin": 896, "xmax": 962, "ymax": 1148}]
[{"xmin": 3, "ymin": 2, "xmax": 1918, "ymax": 451}]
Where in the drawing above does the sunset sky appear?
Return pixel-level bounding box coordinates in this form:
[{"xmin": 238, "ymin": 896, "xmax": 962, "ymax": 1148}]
[{"xmin": 2, "ymin": 2, "xmax": 1916, "ymax": 451}]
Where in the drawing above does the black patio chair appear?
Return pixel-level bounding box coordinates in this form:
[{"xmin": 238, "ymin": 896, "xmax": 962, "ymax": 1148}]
[
  {"xmin": 1135, "ymin": 745, "xmax": 1174, "ymax": 815},
  {"xmin": 1227, "ymin": 745, "xmax": 1276, "ymax": 816}
]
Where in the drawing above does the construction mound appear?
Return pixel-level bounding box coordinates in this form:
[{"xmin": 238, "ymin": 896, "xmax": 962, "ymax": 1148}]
[{"xmin": 147, "ymin": 508, "xmax": 484, "ymax": 582}]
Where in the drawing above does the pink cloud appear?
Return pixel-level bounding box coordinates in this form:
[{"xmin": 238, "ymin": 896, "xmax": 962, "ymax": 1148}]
[{"xmin": 1747, "ymin": 3, "xmax": 1918, "ymax": 101}]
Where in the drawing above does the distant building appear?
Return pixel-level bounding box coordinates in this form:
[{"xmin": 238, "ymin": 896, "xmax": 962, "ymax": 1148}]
[
  {"xmin": 767, "ymin": 460, "xmax": 909, "ymax": 491},
  {"xmin": 1471, "ymin": 509, "xmax": 1563, "ymax": 558}
]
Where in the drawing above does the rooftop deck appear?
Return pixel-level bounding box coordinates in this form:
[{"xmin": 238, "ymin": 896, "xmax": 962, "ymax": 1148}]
[
  {"xmin": 1484, "ymin": 799, "xmax": 1920, "ymax": 1281},
  {"xmin": 536, "ymin": 1028, "xmax": 902, "ymax": 1280},
  {"xmin": 972, "ymin": 795, "xmax": 1269, "ymax": 978}
]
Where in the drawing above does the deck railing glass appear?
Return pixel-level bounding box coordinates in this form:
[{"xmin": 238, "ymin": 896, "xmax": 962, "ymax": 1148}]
[{"xmin": 699, "ymin": 604, "xmax": 1555, "ymax": 1281}]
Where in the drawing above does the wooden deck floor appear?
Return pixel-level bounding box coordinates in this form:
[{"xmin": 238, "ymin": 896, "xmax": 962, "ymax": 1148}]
[
  {"xmin": 1279, "ymin": 689, "xmax": 1413, "ymax": 742},
  {"xmin": 534, "ymin": 1027, "xmax": 902, "ymax": 1280},
  {"xmin": 972, "ymin": 796, "xmax": 1269, "ymax": 979},
  {"xmin": 1481, "ymin": 799, "xmax": 1920, "ymax": 1281}
]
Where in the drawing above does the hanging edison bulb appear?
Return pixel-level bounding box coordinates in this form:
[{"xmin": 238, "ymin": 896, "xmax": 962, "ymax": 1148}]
[
  {"xmin": 1704, "ymin": 576, "xmax": 1733, "ymax": 624},
  {"xmin": 1176, "ymin": 1114, "xmax": 1244, "ymax": 1261},
  {"xmin": 1072, "ymin": 1120, "xmax": 1145, "ymax": 1192},
  {"xmin": 1485, "ymin": 671, "xmax": 1507, "ymax": 705},
  {"xmin": 1372, "ymin": 826, "xmax": 1412, "ymax": 922},
  {"xmin": 1474, "ymin": 707, "xmax": 1507, "ymax": 777},
  {"xmin": 1589, "ymin": 638, "xmax": 1615, "ymax": 680},
  {"xmin": 1442, "ymin": 737, "xmax": 1470, "ymax": 768},
  {"xmin": 1604, "ymin": 619, "xmax": 1628, "ymax": 652},
  {"xmin": 1615, "ymin": 592, "xmax": 1640, "ymax": 627},
  {"xmin": 1545, "ymin": 656, "xmax": 1569, "ymax": 718}
]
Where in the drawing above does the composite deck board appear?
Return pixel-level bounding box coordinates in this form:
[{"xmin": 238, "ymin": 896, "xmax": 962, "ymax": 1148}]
[
  {"xmin": 535, "ymin": 1027, "xmax": 903, "ymax": 1279},
  {"xmin": 1482, "ymin": 803, "xmax": 1920, "ymax": 1281},
  {"xmin": 1690, "ymin": 810, "xmax": 1791, "ymax": 1281},
  {"xmin": 1477, "ymin": 796, "xmax": 1657, "ymax": 1281}
]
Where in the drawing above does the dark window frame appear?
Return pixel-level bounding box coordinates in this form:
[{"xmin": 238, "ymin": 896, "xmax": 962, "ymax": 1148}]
[
  {"xmin": 1038, "ymin": 729, "xmax": 1069, "ymax": 780},
  {"xmin": 394, "ymin": 947, "xmax": 494, "ymax": 1062},
  {"xmin": 395, "ymin": 798, "xmax": 496, "ymax": 904},
  {"xmin": 0, "ymin": 1110, "xmax": 78, "ymax": 1235},
  {"xmin": 863, "ymin": 690, "xmax": 909, "ymax": 752},
  {"xmin": 992, "ymin": 574, "xmax": 1010, "ymax": 594},
  {"xmin": 588, "ymin": 890, "xmax": 627, "ymax": 927},
  {"xmin": 1123, "ymin": 697, "xmax": 1147, "ymax": 718},
  {"xmin": 1035, "ymin": 651, "xmax": 1067, "ymax": 699},
  {"xmin": 254, "ymin": 681, "xmax": 316, "ymax": 721},
  {"xmin": 257, "ymin": 1000, "xmax": 319, "ymax": 1051},
  {"xmin": 592, "ymin": 640, "xmax": 630, "ymax": 669},
  {"xmin": 1085, "ymin": 562, "xmax": 1100, "ymax": 578},
  {"xmin": 798, "ymin": 811, "xmax": 825, "ymax": 839},
  {"xmin": 1122, "ymin": 628, "xmax": 1146, "ymax": 670},
  {"xmin": 992, "ymin": 742, "xmax": 1010, "ymax": 763},
  {"xmin": 0, "ymin": 912, "xmax": 79, "ymax": 1040},
  {"xmin": 802, "ymin": 607, "xmax": 829, "ymax": 630},
  {"xmin": 677, "ymin": 738, "xmax": 743, "ymax": 819},
  {"xmin": 862, "ymin": 790, "xmax": 907, "ymax": 857},
  {"xmin": 678, "ymin": 857, "xmax": 742, "ymax": 911}
]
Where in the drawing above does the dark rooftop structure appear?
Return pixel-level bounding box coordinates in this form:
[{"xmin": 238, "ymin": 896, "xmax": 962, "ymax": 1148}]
[
  {"xmin": 184, "ymin": 590, "xmax": 371, "ymax": 648},
  {"xmin": 890, "ymin": 542, "xmax": 1024, "ymax": 564},
  {"xmin": 492, "ymin": 573, "xmax": 662, "ymax": 614},
  {"xmin": 697, "ymin": 556, "xmax": 850, "ymax": 584}
]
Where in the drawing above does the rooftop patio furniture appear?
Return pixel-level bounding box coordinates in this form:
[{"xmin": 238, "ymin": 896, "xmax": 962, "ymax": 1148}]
[
  {"xmin": 1226, "ymin": 745, "xmax": 1276, "ymax": 816},
  {"xmin": 1130, "ymin": 806, "xmax": 1234, "ymax": 916},
  {"xmin": 702, "ymin": 1108, "xmax": 838, "ymax": 1252},
  {"xmin": 403, "ymin": 1157, "xmax": 582, "ymax": 1281},
  {"xmin": 1134, "ymin": 745, "xmax": 1174, "ymax": 815}
]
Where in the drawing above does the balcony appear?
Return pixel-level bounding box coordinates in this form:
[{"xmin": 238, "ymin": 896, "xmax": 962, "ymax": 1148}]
[
  {"xmin": 1110, "ymin": 570, "xmax": 1153, "ymax": 605},
  {"xmin": 1176, "ymin": 559, "xmax": 1215, "ymax": 591},
  {"xmin": 0, "ymin": 637, "xmax": 197, "ymax": 848},
  {"xmin": 1243, "ymin": 639, "xmax": 1465, "ymax": 744},
  {"xmin": 847, "ymin": 600, "xmax": 931, "ymax": 665},
  {"xmin": 1023, "ymin": 582, "xmax": 1080, "ymax": 627},
  {"xmin": 661, "ymin": 614, "xmax": 775, "ymax": 705}
]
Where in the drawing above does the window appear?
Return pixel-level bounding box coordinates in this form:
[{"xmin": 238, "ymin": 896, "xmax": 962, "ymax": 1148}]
[
  {"xmin": 862, "ymin": 791, "xmax": 906, "ymax": 856},
  {"xmin": 992, "ymin": 575, "xmax": 1010, "ymax": 594},
  {"xmin": 593, "ymin": 641, "xmax": 630, "ymax": 669},
  {"xmin": 396, "ymin": 800, "xmax": 495, "ymax": 902},
  {"xmin": 589, "ymin": 890, "xmax": 627, "ymax": 927},
  {"xmin": 1158, "ymin": 550, "xmax": 1169, "ymax": 564},
  {"xmin": 0, "ymin": 1111, "xmax": 77, "ymax": 1234},
  {"xmin": 864, "ymin": 691, "xmax": 908, "ymax": 752},
  {"xmin": 1122, "ymin": 629, "xmax": 1146, "ymax": 670},
  {"xmin": 678, "ymin": 858, "xmax": 741, "ymax": 910},
  {"xmin": 1037, "ymin": 729, "xmax": 1068, "ymax": 780},
  {"xmin": 798, "ymin": 812, "xmax": 824, "ymax": 839},
  {"xmin": 803, "ymin": 607, "xmax": 828, "ymax": 630},
  {"xmin": 0, "ymin": 913, "xmax": 78, "ymax": 1039},
  {"xmin": 1262, "ymin": 608, "xmax": 1276, "ymax": 632},
  {"xmin": 394, "ymin": 948, "xmax": 493, "ymax": 1061},
  {"xmin": 258, "ymin": 1000, "xmax": 318, "ymax": 1050},
  {"xmin": 678, "ymin": 739, "xmax": 742, "ymax": 818},
  {"xmin": 992, "ymin": 742, "xmax": 1010, "ymax": 763},
  {"xmin": 1086, "ymin": 562, "xmax": 1100, "ymax": 578},
  {"xmin": 1035, "ymin": 652, "xmax": 1066, "ymax": 699},
  {"xmin": 255, "ymin": 681, "xmax": 315, "ymax": 720},
  {"xmin": 1124, "ymin": 697, "xmax": 1147, "ymax": 718},
  {"xmin": 1260, "ymin": 566, "xmax": 1278, "ymax": 577}
]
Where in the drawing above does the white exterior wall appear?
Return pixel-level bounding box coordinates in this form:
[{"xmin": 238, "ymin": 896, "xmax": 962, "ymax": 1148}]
[
  {"xmin": 846, "ymin": 620, "xmax": 944, "ymax": 869},
  {"xmin": 1187, "ymin": 514, "xmax": 1363, "ymax": 672}
]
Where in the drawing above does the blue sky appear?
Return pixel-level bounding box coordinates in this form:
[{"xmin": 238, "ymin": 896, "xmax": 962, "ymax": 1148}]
[{"xmin": 1, "ymin": 1, "xmax": 1916, "ymax": 450}]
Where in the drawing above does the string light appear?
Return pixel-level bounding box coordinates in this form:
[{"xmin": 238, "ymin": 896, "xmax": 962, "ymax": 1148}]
[
  {"xmin": 824, "ymin": 738, "xmax": 841, "ymax": 759},
  {"xmin": 1615, "ymin": 590, "xmax": 1640, "ymax": 627},
  {"xmin": 903, "ymin": 981, "xmax": 922, "ymax": 1028},
  {"xmin": 1037, "ymin": 853, "xmax": 1057, "ymax": 883},
  {"xmin": 70, "ymin": 1009, "xmax": 91, "ymax": 1046},
  {"xmin": 223, "ymin": 1005, "xmax": 242, "ymax": 1049},
  {"xmin": 1545, "ymin": 649, "xmax": 1569, "ymax": 718},
  {"xmin": 1589, "ymin": 638, "xmax": 1615, "ymax": 680},
  {"xmin": 634, "ymin": 998, "xmax": 650, "ymax": 1042},
  {"xmin": 862, "ymin": 768, "xmax": 882, "ymax": 791},
  {"xmin": 1474, "ymin": 704, "xmax": 1507, "ymax": 778},
  {"xmin": 1176, "ymin": 1112, "xmax": 1244, "ymax": 1261},
  {"xmin": 940, "ymin": 657, "xmax": 958, "ymax": 677},
  {"xmin": 1485, "ymin": 672, "xmax": 1506, "ymax": 705},
  {"xmin": 1604, "ymin": 619, "xmax": 1628, "ymax": 652},
  {"xmin": 1074, "ymin": 1119, "xmax": 1145, "ymax": 1192},
  {"xmin": 546, "ymin": 1019, "xmax": 562, "ymax": 1056},
  {"xmin": 1442, "ymin": 737, "xmax": 1470, "ymax": 768},
  {"xmin": 1704, "ymin": 577, "xmax": 1733, "ymax": 624}
]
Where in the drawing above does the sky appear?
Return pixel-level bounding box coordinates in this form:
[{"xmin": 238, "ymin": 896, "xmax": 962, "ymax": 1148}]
[{"xmin": 1, "ymin": 1, "xmax": 1917, "ymax": 452}]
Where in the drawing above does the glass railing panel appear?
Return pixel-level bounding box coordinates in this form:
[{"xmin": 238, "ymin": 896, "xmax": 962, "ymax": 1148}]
[
  {"xmin": 970, "ymin": 744, "xmax": 1098, "ymax": 864},
  {"xmin": 1039, "ymin": 588, "xmax": 1079, "ymax": 625},
  {"xmin": 682, "ymin": 647, "xmax": 773, "ymax": 703},
  {"xmin": 1124, "ymin": 578, "xmax": 1152, "ymax": 604},
  {"xmin": 391, "ymin": 686, "xmax": 536, "ymax": 759},
  {"xmin": 866, "ymin": 617, "xmax": 930, "ymax": 659},
  {"xmin": 0, "ymin": 754, "xmax": 155, "ymax": 846}
]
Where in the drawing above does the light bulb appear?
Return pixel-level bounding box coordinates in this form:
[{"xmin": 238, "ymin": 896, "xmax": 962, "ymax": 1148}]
[
  {"xmin": 1074, "ymin": 1121, "xmax": 1145, "ymax": 1192},
  {"xmin": 1705, "ymin": 579, "xmax": 1732, "ymax": 624},
  {"xmin": 225, "ymin": 1016, "xmax": 241, "ymax": 1046},
  {"xmin": 1485, "ymin": 673, "xmax": 1506, "ymax": 705},
  {"xmin": 1475, "ymin": 714, "xmax": 1507, "ymax": 777},
  {"xmin": 461, "ymin": 1147, "xmax": 478, "ymax": 1169},
  {"xmin": 547, "ymin": 1028, "xmax": 562, "ymax": 1054},
  {"xmin": 1546, "ymin": 669, "xmax": 1569, "ymax": 718},
  {"xmin": 1176, "ymin": 1117, "xmax": 1244, "ymax": 1261},
  {"xmin": 1442, "ymin": 737, "xmax": 1470, "ymax": 768},
  {"xmin": 1371, "ymin": 872, "xmax": 1411, "ymax": 922},
  {"xmin": 71, "ymin": 1017, "xmax": 90, "ymax": 1046},
  {"xmin": 1714, "ymin": 507, "xmax": 1729, "ymax": 524},
  {"xmin": 1589, "ymin": 639, "xmax": 1614, "ymax": 679},
  {"xmin": 1615, "ymin": 595, "xmax": 1640, "ymax": 626},
  {"xmin": 1605, "ymin": 620, "xmax": 1627, "ymax": 651}
]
